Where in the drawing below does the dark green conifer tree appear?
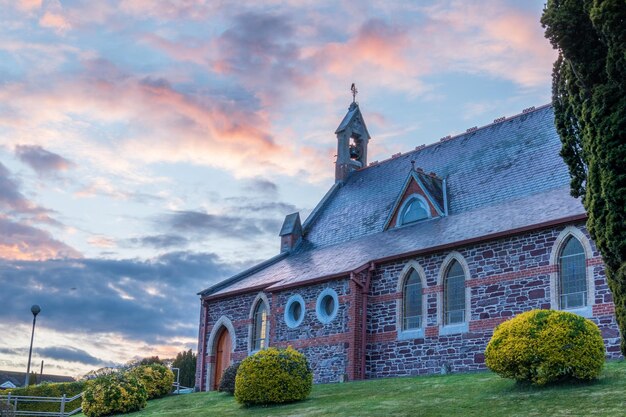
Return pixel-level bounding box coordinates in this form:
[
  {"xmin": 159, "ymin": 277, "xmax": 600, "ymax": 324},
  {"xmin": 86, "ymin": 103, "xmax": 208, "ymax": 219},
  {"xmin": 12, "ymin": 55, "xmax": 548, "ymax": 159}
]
[{"xmin": 542, "ymin": 0, "xmax": 626, "ymax": 354}]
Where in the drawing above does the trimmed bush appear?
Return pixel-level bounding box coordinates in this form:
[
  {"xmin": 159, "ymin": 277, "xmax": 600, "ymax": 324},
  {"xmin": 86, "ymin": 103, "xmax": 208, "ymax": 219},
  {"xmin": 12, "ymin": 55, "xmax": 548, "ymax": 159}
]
[
  {"xmin": 218, "ymin": 362, "xmax": 240, "ymax": 394},
  {"xmin": 235, "ymin": 347, "xmax": 312, "ymax": 406},
  {"xmin": 485, "ymin": 309, "xmax": 605, "ymax": 385},
  {"xmin": 7, "ymin": 381, "xmax": 85, "ymax": 414},
  {"xmin": 127, "ymin": 364, "xmax": 174, "ymax": 399},
  {"xmin": 82, "ymin": 373, "xmax": 147, "ymax": 417}
]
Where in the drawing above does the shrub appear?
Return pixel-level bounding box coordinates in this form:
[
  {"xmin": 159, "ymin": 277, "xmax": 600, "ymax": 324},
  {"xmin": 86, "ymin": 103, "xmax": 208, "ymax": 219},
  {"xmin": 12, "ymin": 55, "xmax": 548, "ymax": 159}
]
[
  {"xmin": 235, "ymin": 347, "xmax": 312, "ymax": 406},
  {"xmin": 7, "ymin": 381, "xmax": 85, "ymax": 414},
  {"xmin": 485, "ymin": 309, "xmax": 605, "ymax": 385},
  {"xmin": 127, "ymin": 364, "xmax": 174, "ymax": 399},
  {"xmin": 218, "ymin": 362, "xmax": 240, "ymax": 394},
  {"xmin": 82, "ymin": 373, "xmax": 147, "ymax": 417}
]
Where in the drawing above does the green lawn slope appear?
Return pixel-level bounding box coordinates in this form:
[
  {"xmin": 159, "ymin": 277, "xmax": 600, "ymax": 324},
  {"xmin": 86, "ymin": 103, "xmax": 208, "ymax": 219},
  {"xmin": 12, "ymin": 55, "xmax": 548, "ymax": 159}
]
[{"xmin": 82, "ymin": 361, "xmax": 626, "ymax": 417}]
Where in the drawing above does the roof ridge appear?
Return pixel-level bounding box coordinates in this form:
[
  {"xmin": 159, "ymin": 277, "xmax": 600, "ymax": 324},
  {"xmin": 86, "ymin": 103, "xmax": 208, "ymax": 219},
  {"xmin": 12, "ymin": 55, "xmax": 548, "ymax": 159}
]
[{"xmin": 363, "ymin": 103, "xmax": 552, "ymax": 170}]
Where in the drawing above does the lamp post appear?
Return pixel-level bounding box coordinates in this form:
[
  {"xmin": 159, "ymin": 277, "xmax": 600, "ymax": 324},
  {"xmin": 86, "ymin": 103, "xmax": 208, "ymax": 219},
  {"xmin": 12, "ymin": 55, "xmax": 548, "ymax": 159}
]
[{"xmin": 24, "ymin": 305, "xmax": 41, "ymax": 387}]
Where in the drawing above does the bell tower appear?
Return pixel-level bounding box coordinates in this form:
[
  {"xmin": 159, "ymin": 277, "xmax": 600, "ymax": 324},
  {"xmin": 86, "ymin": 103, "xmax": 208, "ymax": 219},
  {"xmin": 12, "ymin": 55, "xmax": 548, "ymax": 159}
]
[{"xmin": 335, "ymin": 84, "xmax": 371, "ymax": 183}]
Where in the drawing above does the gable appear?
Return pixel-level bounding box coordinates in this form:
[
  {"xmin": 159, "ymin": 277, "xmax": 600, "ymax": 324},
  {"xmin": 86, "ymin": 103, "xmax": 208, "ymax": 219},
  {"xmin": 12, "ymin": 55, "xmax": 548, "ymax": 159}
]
[{"xmin": 384, "ymin": 171, "xmax": 444, "ymax": 230}]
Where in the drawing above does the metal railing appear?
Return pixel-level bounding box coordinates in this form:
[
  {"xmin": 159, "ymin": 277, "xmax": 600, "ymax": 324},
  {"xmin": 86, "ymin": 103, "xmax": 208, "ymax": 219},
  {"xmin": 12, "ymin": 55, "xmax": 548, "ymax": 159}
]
[
  {"xmin": 0, "ymin": 392, "xmax": 83, "ymax": 417},
  {"xmin": 170, "ymin": 368, "xmax": 193, "ymax": 395}
]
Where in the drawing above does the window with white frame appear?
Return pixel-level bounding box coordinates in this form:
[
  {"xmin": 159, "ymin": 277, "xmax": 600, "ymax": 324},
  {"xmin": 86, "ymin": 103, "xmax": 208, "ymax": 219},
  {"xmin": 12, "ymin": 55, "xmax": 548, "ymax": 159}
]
[
  {"xmin": 559, "ymin": 236, "xmax": 587, "ymax": 310},
  {"xmin": 444, "ymin": 260, "xmax": 465, "ymax": 325},
  {"xmin": 284, "ymin": 294, "xmax": 305, "ymax": 328},
  {"xmin": 316, "ymin": 288, "xmax": 339, "ymax": 324},
  {"xmin": 400, "ymin": 195, "xmax": 430, "ymax": 225},
  {"xmin": 251, "ymin": 300, "xmax": 268, "ymax": 350},
  {"xmin": 403, "ymin": 269, "xmax": 423, "ymax": 330}
]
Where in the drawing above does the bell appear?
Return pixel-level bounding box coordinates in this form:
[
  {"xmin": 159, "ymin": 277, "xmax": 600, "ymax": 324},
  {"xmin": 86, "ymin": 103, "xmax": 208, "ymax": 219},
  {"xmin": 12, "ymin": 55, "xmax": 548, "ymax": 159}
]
[{"xmin": 349, "ymin": 145, "xmax": 360, "ymax": 159}]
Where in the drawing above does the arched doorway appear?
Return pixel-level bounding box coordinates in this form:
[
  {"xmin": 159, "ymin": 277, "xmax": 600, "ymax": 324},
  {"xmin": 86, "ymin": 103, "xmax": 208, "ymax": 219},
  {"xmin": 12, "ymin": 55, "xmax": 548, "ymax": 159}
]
[{"xmin": 213, "ymin": 328, "xmax": 232, "ymax": 390}]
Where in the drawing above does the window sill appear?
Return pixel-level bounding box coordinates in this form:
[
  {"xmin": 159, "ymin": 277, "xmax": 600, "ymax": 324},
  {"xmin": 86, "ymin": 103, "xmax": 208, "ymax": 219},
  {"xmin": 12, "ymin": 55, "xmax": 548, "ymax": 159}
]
[
  {"xmin": 439, "ymin": 322, "xmax": 468, "ymax": 336},
  {"xmin": 398, "ymin": 329, "xmax": 424, "ymax": 340},
  {"xmin": 563, "ymin": 305, "xmax": 593, "ymax": 318}
]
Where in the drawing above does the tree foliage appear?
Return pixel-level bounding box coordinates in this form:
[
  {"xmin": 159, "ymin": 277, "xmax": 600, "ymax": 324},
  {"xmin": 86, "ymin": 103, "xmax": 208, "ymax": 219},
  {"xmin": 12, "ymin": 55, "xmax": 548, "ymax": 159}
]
[
  {"xmin": 541, "ymin": 0, "xmax": 626, "ymax": 354},
  {"xmin": 171, "ymin": 349, "xmax": 197, "ymax": 389}
]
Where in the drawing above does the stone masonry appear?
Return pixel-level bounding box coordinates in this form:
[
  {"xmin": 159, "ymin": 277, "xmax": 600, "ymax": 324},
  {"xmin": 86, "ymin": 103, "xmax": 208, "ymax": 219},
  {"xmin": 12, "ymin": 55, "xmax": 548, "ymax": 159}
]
[{"xmin": 196, "ymin": 222, "xmax": 622, "ymax": 390}]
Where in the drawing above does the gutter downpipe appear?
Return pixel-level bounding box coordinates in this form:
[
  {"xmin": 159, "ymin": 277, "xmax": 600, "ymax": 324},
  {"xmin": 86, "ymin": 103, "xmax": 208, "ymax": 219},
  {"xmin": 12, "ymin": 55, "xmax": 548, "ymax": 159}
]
[
  {"xmin": 360, "ymin": 262, "xmax": 375, "ymax": 379},
  {"xmin": 443, "ymin": 176, "xmax": 449, "ymax": 216}
]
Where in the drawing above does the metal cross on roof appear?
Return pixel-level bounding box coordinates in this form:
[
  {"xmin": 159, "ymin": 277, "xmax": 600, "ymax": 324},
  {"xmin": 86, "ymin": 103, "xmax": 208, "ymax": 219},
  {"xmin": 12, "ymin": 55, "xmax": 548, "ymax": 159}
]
[{"xmin": 351, "ymin": 83, "xmax": 358, "ymax": 103}]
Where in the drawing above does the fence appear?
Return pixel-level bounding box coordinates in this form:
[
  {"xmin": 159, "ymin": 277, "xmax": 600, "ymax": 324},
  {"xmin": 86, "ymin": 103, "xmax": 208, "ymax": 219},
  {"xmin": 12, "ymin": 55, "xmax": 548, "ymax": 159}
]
[{"xmin": 0, "ymin": 392, "xmax": 83, "ymax": 417}]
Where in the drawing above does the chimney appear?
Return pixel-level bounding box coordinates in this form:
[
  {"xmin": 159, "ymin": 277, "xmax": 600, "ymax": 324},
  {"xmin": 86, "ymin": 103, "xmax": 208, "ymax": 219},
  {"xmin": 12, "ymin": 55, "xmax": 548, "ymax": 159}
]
[{"xmin": 279, "ymin": 212, "xmax": 302, "ymax": 253}]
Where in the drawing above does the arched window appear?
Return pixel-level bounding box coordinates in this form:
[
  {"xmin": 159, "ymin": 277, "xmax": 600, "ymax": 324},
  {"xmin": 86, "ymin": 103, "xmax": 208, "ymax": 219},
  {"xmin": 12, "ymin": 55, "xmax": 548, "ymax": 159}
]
[
  {"xmin": 400, "ymin": 196, "xmax": 430, "ymax": 225},
  {"xmin": 559, "ymin": 236, "xmax": 587, "ymax": 309},
  {"xmin": 251, "ymin": 301, "xmax": 268, "ymax": 350},
  {"xmin": 444, "ymin": 260, "xmax": 465, "ymax": 325},
  {"xmin": 403, "ymin": 269, "xmax": 423, "ymax": 330}
]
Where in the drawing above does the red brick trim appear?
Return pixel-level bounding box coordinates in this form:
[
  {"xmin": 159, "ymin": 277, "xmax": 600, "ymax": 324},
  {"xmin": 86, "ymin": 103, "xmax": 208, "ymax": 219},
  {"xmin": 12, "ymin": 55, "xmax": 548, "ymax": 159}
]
[
  {"xmin": 369, "ymin": 292, "xmax": 401, "ymax": 303},
  {"xmin": 466, "ymin": 265, "xmax": 558, "ymax": 287},
  {"xmin": 273, "ymin": 333, "xmax": 350, "ymax": 349},
  {"xmin": 366, "ymin": 331, "xmax": 397, "ymax": 343},
  {"xmin": 469, "ymin": 317, "xmax": 508, "ymax": 332},
  {"xmin": 425, "ymin": 326, "xmax": 439, "ymax": 337},
  {"xmin": 587, "ymin": 257, "xmax": 604, "ymax": 266},
  {"xmin": 424, "ymin": 285, "xmax": 442, "ymax": 294},
  {"xmin": 592, "ymin": 303, "xmax": 615, "ymax": 316}
]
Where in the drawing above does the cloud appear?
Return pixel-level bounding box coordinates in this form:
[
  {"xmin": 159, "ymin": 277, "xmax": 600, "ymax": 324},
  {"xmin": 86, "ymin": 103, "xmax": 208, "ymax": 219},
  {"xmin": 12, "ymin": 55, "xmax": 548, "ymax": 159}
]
[
  {"xmin": 0, "ymin": 251, "xmax": 248, "ymax": 344},
  {"xmin": 38, "ymin": 0, "xmax": 71, "ymax": 33},
  {"xmin": 166, "ymin": 210, "xmax": 280, "ymax": 237},
  {"xmin": 0, "ymin": 216, "xmax": 81, "ymax": 260},
  {"xmin": 128, "ymin": 234, "xmax": 189, "ymax": 249},
  {"xmin": 242, "ymin": 178, "xmax": 279, "ymax": 196},
  {"xmin": 15, "ymin": 145, "xmax": 74, "ymax": 175},
  {"xmin": 36, "ymin": 346, "xmax": 111, "ymax": 366},
  {"xmin": 0, "ymin": 162, "xmax": 33, "ymax": 212}
]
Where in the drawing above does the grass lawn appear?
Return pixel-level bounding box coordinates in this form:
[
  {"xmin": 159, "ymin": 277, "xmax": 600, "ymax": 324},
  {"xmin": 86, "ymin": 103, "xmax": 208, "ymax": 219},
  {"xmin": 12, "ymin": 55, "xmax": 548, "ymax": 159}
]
[{"xmin": 82, "ymin": 361, "xmax": 626, "ymax": 417}]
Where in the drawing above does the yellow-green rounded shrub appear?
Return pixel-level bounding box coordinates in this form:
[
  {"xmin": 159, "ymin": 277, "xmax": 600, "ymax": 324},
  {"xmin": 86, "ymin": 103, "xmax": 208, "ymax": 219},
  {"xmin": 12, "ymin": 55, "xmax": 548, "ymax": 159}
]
[
  {"xmin": 235, "ymin": 347, "xmax": 312, "ymax": 406},
  {"xmin": 485, "ymin": 309, "xmax": 605, "ymax": 385},
  {"xmin": 127, "ymin": 364, "xmax": 174, "ymax": 399},
  {"xmin": 82, "ymin": 373, "xmax": 147, "ymax": 417}
]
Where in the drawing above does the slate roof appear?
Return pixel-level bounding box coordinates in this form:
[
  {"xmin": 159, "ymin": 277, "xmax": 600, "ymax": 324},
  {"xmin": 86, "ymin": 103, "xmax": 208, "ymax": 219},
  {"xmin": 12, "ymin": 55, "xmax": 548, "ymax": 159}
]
[
  {"xmin": 200, "ymin": 105, "xmax": 584, "ymax": 298},
  {"xmin": 0, "ymin": 370, "xmax": 75, "ymax": 388}
]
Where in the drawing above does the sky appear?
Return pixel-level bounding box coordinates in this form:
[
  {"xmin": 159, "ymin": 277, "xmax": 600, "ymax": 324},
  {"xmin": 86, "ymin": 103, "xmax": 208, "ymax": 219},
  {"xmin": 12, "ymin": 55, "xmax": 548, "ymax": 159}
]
[{"xmin": 0, "ymin": 0, "xmax": 558, "ymax": 378}]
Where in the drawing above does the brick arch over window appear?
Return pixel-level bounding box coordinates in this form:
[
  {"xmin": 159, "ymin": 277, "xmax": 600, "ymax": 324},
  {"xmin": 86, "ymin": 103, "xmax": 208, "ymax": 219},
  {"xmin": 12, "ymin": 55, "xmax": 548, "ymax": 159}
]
[
  {"xmin": 248, "ymin": 292, "xmax": 270, "ymax": 353},
  {"xmin": 396, "ymin": 261, "xmax": 427, "ymax": 339},
  {"xmin": 549, "ymin": 226, "xmax": 595, "ymax": 316},
  {"xmin": 205, "ymin": 316, "xmax": 236, "ymax": 391},
  {"xmin": 437, "ymin": 252, "xmax": 471, "ymax": 334}
]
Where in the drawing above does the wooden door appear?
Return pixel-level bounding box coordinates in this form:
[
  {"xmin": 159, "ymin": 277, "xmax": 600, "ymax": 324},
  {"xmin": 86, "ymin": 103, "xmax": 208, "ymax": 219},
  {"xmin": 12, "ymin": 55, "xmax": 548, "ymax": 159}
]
[{"xmin": 213, "ymin": 329, "xmax": 232, "ymax": 390}]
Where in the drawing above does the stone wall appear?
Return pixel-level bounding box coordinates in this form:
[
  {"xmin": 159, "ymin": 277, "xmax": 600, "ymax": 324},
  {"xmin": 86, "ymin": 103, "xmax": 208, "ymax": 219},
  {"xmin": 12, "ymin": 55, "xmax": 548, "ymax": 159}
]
[
  {"xmin": 272, "ymin": 279, "xmax": 354, "ymax": 383},
  {"xmin": 365, "ymin": 223, "xmax": 621, "ymax": 378},
  {"xmin": 197, "ymin": 223, "xmax": 622, "ymax": 389}
]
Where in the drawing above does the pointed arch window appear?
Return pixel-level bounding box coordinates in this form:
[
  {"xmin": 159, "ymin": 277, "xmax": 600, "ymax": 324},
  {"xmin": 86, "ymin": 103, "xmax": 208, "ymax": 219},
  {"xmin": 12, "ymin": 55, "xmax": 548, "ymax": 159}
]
[
  {"xmin": 444, "ymin": 260, "xmax": 465, "ymax": 325},
  {"xmin": 252, "ymin": 301, "xmax": 268, "ymax": 351},
  {"xmin": 400, "ymin": 196, "xmax": 430, "ymax": 225},
  {"xmin": 559, "ymin": 236, "xmax": 587, "ymax": 309},
  {"xmin": 403, "ymin": 269, "xmax": 423, "ymax": 330}
]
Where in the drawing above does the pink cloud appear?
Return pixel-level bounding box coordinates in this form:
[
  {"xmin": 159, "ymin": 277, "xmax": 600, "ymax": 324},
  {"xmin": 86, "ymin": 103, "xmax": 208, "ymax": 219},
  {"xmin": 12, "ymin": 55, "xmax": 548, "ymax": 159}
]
[{"xmin": 0, "ymin": 216, "xmax": 81, "ymax": 261}]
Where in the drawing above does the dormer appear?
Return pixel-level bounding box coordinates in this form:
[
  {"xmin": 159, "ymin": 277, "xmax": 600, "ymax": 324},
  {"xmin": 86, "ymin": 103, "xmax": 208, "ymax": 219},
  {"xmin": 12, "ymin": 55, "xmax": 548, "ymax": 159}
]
[
  {"xmin": 335, "ymin": 92, "xmax": 371, "ymax": 183},
  {"xmin": 279, "ymin": 212, "xmax": 302, "ymax": 253},
  {"xmin": 384, "ymin": 165, "xmax": 447, "ymax": 229}
]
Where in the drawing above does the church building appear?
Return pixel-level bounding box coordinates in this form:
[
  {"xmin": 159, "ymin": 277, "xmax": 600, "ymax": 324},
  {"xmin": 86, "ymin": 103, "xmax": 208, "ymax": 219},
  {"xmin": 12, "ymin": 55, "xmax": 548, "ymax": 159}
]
[{"xmin": 195, "ymin": 101, "xmax": 622, "ymax": 391}]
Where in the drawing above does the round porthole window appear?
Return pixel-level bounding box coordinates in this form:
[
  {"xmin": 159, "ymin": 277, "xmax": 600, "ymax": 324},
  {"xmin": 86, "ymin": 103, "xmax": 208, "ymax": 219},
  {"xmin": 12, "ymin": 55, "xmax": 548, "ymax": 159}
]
[
  {"xmin": 284, "ymin": 294, "xmax": 305, "ymax": 328},
  {"xmin": 316, "ymin": 288, "xmax": 339, "ymax": 324}
]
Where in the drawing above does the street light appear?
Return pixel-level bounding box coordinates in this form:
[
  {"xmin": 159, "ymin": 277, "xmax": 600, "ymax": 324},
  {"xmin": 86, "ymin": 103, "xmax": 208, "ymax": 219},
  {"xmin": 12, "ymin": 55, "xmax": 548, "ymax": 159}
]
[{"xmin": 24, "ymin": 305, "xmax": 41, "ymax": 387}]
